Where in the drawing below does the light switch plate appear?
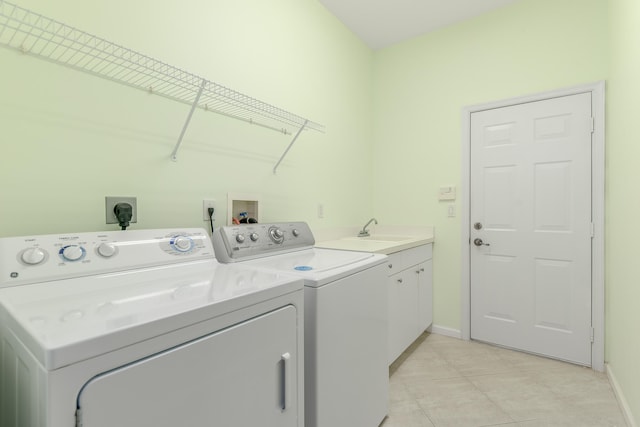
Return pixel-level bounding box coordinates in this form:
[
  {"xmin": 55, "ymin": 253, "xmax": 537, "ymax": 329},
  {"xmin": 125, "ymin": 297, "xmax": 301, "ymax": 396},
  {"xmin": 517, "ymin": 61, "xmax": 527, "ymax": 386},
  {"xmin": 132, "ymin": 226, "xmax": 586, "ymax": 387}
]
[{"xmin": 447, "ymin": 204, "xmax": 456, "ymax": 218}]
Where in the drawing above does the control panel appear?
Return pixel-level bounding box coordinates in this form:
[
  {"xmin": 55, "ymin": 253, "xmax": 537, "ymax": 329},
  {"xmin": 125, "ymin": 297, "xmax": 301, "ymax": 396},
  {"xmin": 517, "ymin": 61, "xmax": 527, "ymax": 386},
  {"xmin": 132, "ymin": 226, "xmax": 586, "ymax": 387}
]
[
  {"xmin": 212, "ymin": 222, "xmax": 314, "ymax": 263},
  {"xmin": 0, "ymin": 228, "xmax": 214, "ymax": 288}
]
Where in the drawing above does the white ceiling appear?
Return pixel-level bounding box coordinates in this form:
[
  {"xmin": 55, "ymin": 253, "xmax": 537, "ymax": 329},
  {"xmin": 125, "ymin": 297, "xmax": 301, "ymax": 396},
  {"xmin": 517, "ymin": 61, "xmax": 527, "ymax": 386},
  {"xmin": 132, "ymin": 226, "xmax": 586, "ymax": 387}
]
[{"xmin": 318, "ymin": 0, "xmax": 522, "ymax": 49}]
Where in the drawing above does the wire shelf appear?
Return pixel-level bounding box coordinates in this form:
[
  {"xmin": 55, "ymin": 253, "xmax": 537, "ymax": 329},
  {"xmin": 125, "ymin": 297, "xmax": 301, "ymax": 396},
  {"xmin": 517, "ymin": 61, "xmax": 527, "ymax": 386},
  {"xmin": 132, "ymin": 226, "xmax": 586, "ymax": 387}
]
[{"xmin": 0, "ymin": 1, "xmax": 324, "ymax": 164}]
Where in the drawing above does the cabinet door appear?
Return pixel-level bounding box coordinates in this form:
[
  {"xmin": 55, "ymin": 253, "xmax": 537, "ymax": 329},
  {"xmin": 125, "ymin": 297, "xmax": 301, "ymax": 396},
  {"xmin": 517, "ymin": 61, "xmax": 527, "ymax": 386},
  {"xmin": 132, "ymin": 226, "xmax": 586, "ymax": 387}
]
[
  {"xmin": 417, "ymin": 260, "xmax": 433, "ymax": 331},
  {"xmin": 77, "ymin": 306, "xmax": 300, "ymax": 427},
  {"xmin": 388, "ymin": 269, "xmax": 419, "ymax": 364}
]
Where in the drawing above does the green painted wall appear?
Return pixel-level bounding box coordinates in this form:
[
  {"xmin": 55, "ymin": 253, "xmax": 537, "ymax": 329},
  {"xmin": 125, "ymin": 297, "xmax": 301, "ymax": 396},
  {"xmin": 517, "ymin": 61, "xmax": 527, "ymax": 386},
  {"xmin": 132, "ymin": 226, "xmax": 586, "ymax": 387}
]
[
  {"xmin": 372, "ymin": 0, "xmax": 609, "ymax": 335},
  {"xmin": 0, "ymin": 0, "xmax": 373, "ymax": 236},
  {"xmin": 373, "ymin": 0, "xmax": 640, "ymax": 421},
  {"xmin": 608, "ymin": 0, "xmax": 640, "ymax": 422},
  {"xmin": 2, "ymin": 0, "xmax": 638, "ymax": 422}
]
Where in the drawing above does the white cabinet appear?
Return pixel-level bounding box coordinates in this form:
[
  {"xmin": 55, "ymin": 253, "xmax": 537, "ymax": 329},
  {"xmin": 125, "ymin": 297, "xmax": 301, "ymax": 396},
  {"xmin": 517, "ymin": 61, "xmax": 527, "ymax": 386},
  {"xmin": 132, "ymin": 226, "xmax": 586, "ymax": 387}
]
[
  {"xmin": 417, "ymin": 259, "xmax": 433, "ymax": 331},
  {"xmin": 388, "ymin": 267, "xmax": 420, "ymax": 364},
  {"xmin": 387, "ymin": 244, "xmax": 433, "ymax": 365}
]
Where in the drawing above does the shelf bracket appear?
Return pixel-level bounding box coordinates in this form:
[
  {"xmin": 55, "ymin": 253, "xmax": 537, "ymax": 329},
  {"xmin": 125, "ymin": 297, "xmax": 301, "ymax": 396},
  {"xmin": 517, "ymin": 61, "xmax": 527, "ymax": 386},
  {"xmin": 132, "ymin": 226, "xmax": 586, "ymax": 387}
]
[
  {"xmin": 171, "ymin": 79, "xmax": 207, "ymax": 161},
  {"xmin": 273, "ymin": 120, "xmax": 308, "ymax": 174}
]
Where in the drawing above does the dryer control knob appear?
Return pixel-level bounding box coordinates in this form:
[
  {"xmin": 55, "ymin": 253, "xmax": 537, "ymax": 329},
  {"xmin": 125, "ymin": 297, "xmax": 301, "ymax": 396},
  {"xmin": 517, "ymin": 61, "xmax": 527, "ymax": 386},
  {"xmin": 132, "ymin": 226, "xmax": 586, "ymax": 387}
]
[
  {"xmin": 236, "ymin": 234, "xmax": 246, "ymax": 243},
  {"xmin": 173, "ymin": 236, "xmax": 193, "ymax": 252},
  {"xmin": 97, "ymin": 242, "xmax": 117, "ymax": 257},
  {"xmin": 250, "ymin": 232, "xmax": 259, "ymax": 242},
  {"xmin": 292, "ymin": 229, "xmax": 300, "ymax": 237},
  {"xmin": 21, "ymin": 247, "xmax": 46, "ymax": 265},
  {"xmin": 62, "ymin": 245, "xmax": 85, "ymax": 261}
]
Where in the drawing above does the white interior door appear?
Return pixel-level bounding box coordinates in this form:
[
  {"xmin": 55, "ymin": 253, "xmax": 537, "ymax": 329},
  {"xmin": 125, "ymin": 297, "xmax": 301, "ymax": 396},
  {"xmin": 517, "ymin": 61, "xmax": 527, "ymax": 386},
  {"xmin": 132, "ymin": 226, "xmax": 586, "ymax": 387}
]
[{"xmin": 470, "ymin": 93, "xmax": 593, "ymax": 366}]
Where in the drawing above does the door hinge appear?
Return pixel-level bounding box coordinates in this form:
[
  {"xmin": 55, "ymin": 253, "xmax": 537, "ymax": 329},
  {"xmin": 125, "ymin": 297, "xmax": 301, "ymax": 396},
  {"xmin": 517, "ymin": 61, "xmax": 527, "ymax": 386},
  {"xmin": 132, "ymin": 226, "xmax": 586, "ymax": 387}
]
[
  {"xmin": 75, "ymin": 409, "xmax": 83, "ymax": 427},
  {"xmin": 590, "ymin": 327, "xmax": 595, "ymax": 343}
]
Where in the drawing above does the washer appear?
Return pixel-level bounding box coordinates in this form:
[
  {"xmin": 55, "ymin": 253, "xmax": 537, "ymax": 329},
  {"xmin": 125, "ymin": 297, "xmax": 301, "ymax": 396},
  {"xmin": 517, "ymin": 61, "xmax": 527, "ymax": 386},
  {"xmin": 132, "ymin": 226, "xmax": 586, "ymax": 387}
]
[
  {"xmin": 0, "ymin": 228, "xmax": 304, "ymax": 427},
  {"xmin": 213, "ymin": 222, "xmax": 389, "ymax": 427}
]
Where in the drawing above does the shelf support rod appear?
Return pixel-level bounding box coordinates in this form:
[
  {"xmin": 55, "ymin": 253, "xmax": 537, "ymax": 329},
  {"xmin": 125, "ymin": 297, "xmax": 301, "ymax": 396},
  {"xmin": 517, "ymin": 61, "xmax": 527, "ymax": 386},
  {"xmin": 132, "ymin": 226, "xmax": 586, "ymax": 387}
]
[
  {"xmin": 273, "ymin": 120, "xmax": 308, "ymax": 174},
  {"xmin": 171, "ymin": 79, "xmax": 207, "ymax": 161}
]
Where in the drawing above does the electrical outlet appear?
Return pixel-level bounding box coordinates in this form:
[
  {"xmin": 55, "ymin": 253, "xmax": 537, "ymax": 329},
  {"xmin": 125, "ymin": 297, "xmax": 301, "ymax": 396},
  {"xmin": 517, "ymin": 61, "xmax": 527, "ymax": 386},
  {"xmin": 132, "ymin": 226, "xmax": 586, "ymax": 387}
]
[
  {"xmin": 106, "ymin": 196, "xmax": 137, "ymax": 224},
  {"xmin": 203, "ymin": 199, "xmax": 217, "ymax": 221}
]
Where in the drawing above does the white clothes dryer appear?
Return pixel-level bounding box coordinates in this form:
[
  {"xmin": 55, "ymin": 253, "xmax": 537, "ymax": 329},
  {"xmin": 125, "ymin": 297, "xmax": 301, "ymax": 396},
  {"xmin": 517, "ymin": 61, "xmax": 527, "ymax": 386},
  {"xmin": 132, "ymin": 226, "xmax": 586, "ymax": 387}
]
[
  {"xmin": 0, "ymin": 228, "xmax": 304, "ymax": 427},
  {"xmin": 213, "ymin": 222, "xmax": 389, "ymax": 427}
]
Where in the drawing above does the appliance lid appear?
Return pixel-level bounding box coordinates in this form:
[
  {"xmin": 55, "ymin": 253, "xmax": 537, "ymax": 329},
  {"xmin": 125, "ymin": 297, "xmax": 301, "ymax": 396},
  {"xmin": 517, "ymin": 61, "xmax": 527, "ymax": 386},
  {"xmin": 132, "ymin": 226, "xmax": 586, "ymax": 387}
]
[
  {"xmin": 242, "ymin": 248, "xmax": 388, "ymax": 285},
  {"xmin": 0, "ymin": 260, "xmax": 302, "ymax": 370},
  {"xmin": 245, "ymin": 248, "xmax": 372, "ymax": 271}
]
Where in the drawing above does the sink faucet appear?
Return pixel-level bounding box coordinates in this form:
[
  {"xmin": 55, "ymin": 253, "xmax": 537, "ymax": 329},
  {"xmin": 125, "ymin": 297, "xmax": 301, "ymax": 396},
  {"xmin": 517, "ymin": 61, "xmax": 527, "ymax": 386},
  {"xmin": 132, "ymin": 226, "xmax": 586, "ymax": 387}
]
[{"xmin": 358, "ymin": 218, "xmax": 378, "ymax": 237}]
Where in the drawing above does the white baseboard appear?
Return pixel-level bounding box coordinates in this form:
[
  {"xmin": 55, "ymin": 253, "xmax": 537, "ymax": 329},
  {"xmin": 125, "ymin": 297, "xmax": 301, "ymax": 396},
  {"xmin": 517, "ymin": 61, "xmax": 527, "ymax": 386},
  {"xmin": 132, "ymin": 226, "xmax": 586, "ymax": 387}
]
[
  {"xmin": 430, "ymin": 324, "xmax": 462, "ymax": 339},
  {"xmin": 607, "ymin": 363, "xmax": 638, "ymax": 427}
]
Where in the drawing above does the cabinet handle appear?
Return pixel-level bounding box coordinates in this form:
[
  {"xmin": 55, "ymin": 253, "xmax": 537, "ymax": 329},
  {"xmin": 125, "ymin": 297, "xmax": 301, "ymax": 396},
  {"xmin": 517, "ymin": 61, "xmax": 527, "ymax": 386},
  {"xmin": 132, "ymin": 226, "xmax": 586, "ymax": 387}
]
[
  {"xmin": 397, "ymin": 278, "xmax": 403, "ymax": 284},
  {"xmin": 416, "ymin": 270, "xmax": 420, "ymax": 274},
  {"xmin": 388, "ymin": 263, "xmax": 393, "ymax": 269},
  {"xmin": 280, "ymin": 352, "xmax": 291, "ymax": 412},
  {"xmin": 420, "ymin": 268, "xmax": 425, "ymax": 272}
]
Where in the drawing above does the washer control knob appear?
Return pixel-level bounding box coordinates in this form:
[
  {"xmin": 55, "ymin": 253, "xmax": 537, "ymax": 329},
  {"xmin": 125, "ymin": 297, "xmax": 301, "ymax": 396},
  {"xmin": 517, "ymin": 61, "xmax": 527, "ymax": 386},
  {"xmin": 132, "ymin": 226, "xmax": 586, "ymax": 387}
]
[
  {"xmin": 250, "ymin": 232, "xmax": 259, "ymax": 242},
  {"xmin": 172, "ymin": 236, "xmax": 193, "ymax": 252},
  {"xmin": 292, "ymin": 229, "xmax": 300, "ymax": 237},
  {"xmin": 21, "ymin": 247, "xmax": 46, "ymax": 265},
  {"xmin": 236, "ymin": 234, "xmax": 246, "ymax": 243},
  {"xmin": 62, "ymin": 245, "xmax": 85, "ymax": 261},
  {"xmin": 269, "ymin": 227, "xmax": 285, "ymax": 244},
  {"xmin": 97, "ymin": 242, "xmax": 117, "ymax": 258}
]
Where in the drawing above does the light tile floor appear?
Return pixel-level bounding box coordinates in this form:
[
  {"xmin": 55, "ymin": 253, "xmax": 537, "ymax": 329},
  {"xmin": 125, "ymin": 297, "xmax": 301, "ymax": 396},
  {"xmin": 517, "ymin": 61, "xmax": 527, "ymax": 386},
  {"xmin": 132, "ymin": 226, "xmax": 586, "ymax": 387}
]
[{"xmin": 383, "ymin": 333, "xmax": 628, "ymax": 427}]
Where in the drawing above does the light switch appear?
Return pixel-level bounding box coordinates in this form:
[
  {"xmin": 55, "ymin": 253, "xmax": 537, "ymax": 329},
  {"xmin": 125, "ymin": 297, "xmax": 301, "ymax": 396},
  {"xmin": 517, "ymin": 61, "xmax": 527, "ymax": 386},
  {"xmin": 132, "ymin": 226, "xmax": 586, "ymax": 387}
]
[{"xmin": 447, "ymin": 204, "xmax": 456, "ymax": 217}]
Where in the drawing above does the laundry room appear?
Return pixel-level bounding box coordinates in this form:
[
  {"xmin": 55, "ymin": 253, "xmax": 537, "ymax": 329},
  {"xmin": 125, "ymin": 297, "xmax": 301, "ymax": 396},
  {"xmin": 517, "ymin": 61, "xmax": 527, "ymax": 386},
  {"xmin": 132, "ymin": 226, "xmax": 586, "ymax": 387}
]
[{"xmin": 1, "ymin": 0, "xmax": 639, "ymax": 426}]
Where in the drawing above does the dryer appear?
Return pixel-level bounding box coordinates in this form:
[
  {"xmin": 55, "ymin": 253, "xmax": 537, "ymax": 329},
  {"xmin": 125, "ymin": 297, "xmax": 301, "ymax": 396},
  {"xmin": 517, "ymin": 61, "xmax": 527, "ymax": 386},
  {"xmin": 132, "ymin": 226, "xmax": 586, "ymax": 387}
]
[
  {"xmin": 0, "ymin": 228, "xmax": 304, "ymax": 427},
  {"xmin": 213, "ymin": 222, "xmax": 389, "ymax": 427}
]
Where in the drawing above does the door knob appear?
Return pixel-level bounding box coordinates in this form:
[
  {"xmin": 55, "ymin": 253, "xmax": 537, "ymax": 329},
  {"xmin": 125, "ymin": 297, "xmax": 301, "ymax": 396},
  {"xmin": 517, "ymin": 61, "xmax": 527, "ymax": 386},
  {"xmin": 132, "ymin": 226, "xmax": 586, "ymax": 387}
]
[{"xmin": 473, "ymin": 238, "xmax": 490, "ymax": 247}]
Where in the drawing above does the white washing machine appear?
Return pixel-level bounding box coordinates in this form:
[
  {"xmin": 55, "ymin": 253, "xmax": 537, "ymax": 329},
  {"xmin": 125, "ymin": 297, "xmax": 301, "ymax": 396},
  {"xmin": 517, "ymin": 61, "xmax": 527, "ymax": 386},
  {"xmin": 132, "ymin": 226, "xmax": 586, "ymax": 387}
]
[
  {"xmin": 213, "ymin": 222, "xmax": 389, "ymax": 427},
  {"xmin": 0, "ymin": 228, "xmax": 304, "ymax": 427}
]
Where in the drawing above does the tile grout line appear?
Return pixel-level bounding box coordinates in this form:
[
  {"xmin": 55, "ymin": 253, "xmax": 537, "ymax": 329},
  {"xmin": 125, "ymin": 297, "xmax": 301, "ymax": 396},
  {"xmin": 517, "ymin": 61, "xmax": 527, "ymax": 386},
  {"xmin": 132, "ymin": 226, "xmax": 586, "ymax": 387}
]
[{"xmin": 387, "ymin": 333, "xmax": 629, "ymax": 427}]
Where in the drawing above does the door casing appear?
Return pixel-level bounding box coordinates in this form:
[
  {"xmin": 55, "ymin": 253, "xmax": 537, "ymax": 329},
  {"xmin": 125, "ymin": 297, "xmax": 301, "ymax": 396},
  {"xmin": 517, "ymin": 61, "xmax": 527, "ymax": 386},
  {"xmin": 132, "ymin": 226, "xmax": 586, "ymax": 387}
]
[{"xmin": 460, "ymin": 81, "xmax": 605, "ymax": 371}]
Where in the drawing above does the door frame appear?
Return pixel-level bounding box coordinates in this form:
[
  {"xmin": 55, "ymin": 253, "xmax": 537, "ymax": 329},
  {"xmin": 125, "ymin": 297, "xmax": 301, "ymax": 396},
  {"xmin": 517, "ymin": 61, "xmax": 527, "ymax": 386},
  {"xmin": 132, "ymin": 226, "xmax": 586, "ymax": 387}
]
[{"xmin": 460, "ymin": 81, "xmax": 605, "ymax": 371}]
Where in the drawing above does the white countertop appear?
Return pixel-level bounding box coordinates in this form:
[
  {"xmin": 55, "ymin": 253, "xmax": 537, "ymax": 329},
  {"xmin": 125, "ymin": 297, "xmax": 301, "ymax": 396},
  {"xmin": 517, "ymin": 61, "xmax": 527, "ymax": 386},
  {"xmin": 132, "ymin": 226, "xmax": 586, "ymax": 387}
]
[{"xmin": 314, "ymin": 226, "xmax": 434, "ymax": 255}]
